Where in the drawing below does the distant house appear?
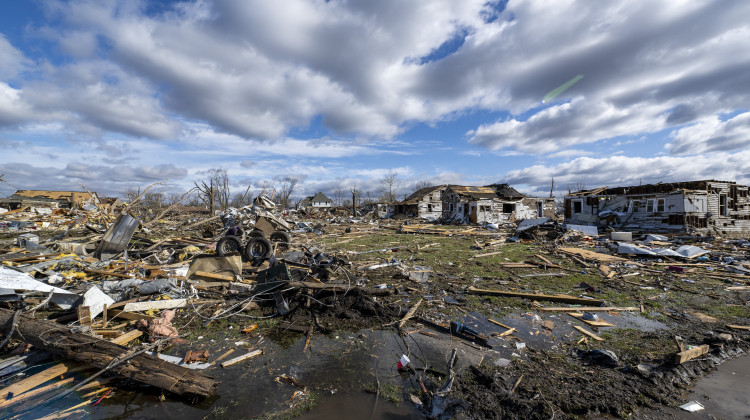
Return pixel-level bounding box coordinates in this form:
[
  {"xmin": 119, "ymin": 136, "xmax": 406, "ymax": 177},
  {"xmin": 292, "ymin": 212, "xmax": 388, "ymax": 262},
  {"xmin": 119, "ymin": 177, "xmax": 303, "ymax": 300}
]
[
  {"xmin": 391, "ymin": 185, "xmax": 447, "ymax": 220},
  {"xmin": 564, "ymin": 180, "xmax": 750, "ymax": 237},
  {"xmin": 300, "ymin": 192, "xmax": 333, "ymax": 208},
  {"xmin": 0, "ymin": 189, "xmax": 100, "ymax": 210},
  {"xmin": 442, "ymin": 184, "xmax": 555, "ymax": 224}
]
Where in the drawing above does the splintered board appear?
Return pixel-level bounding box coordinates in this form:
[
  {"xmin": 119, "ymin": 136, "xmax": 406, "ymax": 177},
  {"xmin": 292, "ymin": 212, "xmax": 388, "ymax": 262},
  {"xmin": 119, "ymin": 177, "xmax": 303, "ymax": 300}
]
[{"xmin": 568, "ymin": 312, "xmax": 615, "ymax": 327}]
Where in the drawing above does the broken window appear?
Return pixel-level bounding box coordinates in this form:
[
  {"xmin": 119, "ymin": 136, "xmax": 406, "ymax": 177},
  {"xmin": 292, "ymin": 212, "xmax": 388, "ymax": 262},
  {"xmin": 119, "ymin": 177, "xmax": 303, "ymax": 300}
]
[
  {"xmin": 536, "ymin": 201, "xmax": 543, "ymax": 217},
  {"xmin": 503, "ymin": 203, "xmax": 516, "ymax": 213},
  {"xmin": 646, "ymin": 199, "xmax": 655, "ymax": 212},
  {"xmin": 572, "ymin": 200, "xmax": 582, "ymax": 214},
  {"xmin": 720, "ymin": 194, "xmax": 728, "ymax": 216},
  {"xmin": 479, "ymin": 205, "xmax": 491, "ymax": 212},
  {"xmin": 668, "ymin": 214, "xmax": 684, "ymax": 225},
  {"xmin": 427, "ymin": 204, "xmax": 432, "ymax": 212},
  {"xmin": 657, "ymin": 198, "xmax": 665, "ymax": 212}
]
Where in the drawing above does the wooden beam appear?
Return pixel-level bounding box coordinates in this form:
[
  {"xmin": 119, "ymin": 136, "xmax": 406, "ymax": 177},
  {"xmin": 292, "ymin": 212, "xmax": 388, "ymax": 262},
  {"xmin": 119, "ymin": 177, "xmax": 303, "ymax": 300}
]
[
  {"xmin": 468, "ymin": 286, "xmax": 604, "ymax": 306},
  {"xmin": 193, "ymin": 271, "xmax": 235, "ymax": 282},
  {"xmin": 109, "ymin": 330, "xmax": 143, "ymax": 345},
  {"xmin": 568, "ymin": 313, "xmax": 615, "ymax": 327},
  {"xmin": 107, "ymin": 309, "xmax": 157, "ymax": 322},
  {"xmin": 727, "ymin": 324, "xmax": 750, "ymax": 331},
  {"xmin": 674, "ymin": 344, "xmax": 709, "ymax": 364},
  {"xmin": 573, "ymin": 325, "xmax": 604, "ymax": 341},
  {"xmin": 83, "ymin": 268, "xmax": 134, "ymax": 279},
  {"xmin": 0, "ymin": 363, "xmax": 87, "ymax": 399},
  {"xmin": 538, "ymin": 306, "xmax": 639, "ymax": 312},
  {"xmin": 221, "ymin": 349, "xmax": 262, "ymax": 368}
]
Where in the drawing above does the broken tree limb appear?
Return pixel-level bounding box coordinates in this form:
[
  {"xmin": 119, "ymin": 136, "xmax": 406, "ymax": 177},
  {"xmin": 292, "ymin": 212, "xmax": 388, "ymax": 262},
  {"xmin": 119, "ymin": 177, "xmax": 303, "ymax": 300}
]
[
  {"xmin": 468, "ymin": 286, "xmax": 604, "ymax": 306},
  {"xmin": 0, "ymin": 308, "xmax": 218, "ymax": 398}
]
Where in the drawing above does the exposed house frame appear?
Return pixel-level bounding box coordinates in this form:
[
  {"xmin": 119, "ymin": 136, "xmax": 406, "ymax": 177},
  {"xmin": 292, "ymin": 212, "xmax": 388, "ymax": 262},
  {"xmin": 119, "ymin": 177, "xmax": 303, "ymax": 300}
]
[
  {"xmin": 390, "ymin": 185, "xmax": 447, "ymax": 221},
  {"xmin": 0, "ymin": 190, "xmax": 100, "ymax": 210},
  {"xmin": 441, "ymin": 184, "xmax": 555, "ymax": 224},
  {"xmin": 563, "ymin": 180, "xmax": 750, "ymax": 237}
]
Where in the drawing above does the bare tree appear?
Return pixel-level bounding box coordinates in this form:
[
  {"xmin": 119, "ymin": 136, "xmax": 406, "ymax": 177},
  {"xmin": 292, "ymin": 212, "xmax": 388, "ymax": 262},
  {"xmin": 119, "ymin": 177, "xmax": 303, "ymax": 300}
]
[
  {"xmin": 350, "ymin": 185, "xmax": 357, "ymax": 216},
  {"xmin": 566, "ymin": 182, "xmax": 587, "ymax": 194},
  {"xmin": 229, "ymin": 185, "xmax": 253, "ymax": 208},
  {"xmin": 195, "ymin": 168, "xmax": 231, "ymax": 214},
  {"xmin": 333, "ymin": 188, "xmax": 344, "ymax": 207},
  {"xmin": 412, "ymin": 180, "xmax": 433, "ymax": 193},
  {"xmin": 379, "ymin": 170, "xmax": 399, "ymax": 203},
  {"xmin": 275, "ymin": 176, "xmax": 299, "ymax": 210}
]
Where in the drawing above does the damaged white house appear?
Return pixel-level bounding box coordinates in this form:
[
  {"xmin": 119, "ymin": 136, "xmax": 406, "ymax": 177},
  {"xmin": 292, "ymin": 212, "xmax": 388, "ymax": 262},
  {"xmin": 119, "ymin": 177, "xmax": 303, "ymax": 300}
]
[
  {"xmin": 564, "ymin": 180, "xmax": 750, "ymax": 237},
  {"xmin": 441, "ymin": 184, "xmax": 555, "ymax": 224},
  {"xmin": 390, "ymin": 185, "xmax": 447, "ymax": 220}
]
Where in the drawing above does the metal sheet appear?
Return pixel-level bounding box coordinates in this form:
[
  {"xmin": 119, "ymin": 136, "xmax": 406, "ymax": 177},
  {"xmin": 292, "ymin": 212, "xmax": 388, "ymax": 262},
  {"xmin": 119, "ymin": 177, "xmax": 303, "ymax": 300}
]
[{"xmin": 94, "ymin": 214, "xmax": 140, "ymax": 260}]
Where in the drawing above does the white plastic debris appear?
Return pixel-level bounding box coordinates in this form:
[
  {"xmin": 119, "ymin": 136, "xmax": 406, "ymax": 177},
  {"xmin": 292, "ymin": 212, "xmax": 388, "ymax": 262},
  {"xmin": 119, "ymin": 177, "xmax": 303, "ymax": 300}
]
[{"xmin": 679, "ymin": 401, "xmax": 704, "ymax": 412}]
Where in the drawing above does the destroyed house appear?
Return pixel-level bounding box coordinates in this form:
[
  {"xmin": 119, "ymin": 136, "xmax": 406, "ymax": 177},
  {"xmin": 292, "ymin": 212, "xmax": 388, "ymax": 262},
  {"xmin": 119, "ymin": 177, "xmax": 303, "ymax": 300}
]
[
  {"xmin": 0, "ymin": 189, "xmax": 100, "ymax": 210},
  {"xmin": 441, "ymin": 184, "xmax": 554, "ymax": 224},
  {"xmin": 564, "ymin": 180, "xmax": 750, "ymax": 237},
  {"xmin": 300, "ymin": 192, "xmax": 333, "ymax": 208},
  {"xmin": 391, "ymin": 185, "xmax": 447, "ymax": 220}
]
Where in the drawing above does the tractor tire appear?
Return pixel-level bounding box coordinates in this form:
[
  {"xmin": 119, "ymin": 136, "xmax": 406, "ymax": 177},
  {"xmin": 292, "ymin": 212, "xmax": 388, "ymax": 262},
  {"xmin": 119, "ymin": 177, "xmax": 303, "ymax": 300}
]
[
  {"xmin": 269, "ymin": 230, "xmax": 291, "ymax": 244},
  {"xmin": 244, "ymin": 237, "xmax": 272, "ymax": 261},
  {"xmin": 216, "ymin": 235, "xmax": 243, "ymax": 256},
  {"xmin": 248, "ymin": 230, "xmax": 266, "ymax": 239}
]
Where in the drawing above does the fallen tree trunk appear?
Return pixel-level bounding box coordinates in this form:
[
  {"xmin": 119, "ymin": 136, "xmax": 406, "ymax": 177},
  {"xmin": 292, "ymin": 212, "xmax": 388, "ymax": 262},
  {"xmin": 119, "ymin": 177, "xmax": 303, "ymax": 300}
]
[{"xmin": 0, "ymin": 308, "xmax": 218, "ymax": 398}]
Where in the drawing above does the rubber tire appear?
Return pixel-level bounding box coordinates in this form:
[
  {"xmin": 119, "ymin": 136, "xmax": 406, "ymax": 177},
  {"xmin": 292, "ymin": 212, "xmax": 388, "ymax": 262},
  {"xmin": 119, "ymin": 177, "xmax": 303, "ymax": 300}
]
[
  {"xmin": 247, "ymin": 230, "xmax": 266, "ymax": 239},
  {"xmin": 244, "ymin": 237, "xmax": 272, "ymax": 261},
  {"xmin": 216, "ymin": 235, "xmax": 243, "ymax": 256},
  {"xmin": 269, "ymin": 230, "xmax": 291, "ymax": 244}
]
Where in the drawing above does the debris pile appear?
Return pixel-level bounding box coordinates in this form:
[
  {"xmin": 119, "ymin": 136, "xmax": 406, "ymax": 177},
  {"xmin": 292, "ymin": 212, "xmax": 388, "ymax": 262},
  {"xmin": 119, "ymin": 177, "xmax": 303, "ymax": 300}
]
[{"xmin": 1, "ymin": 190, "xmax": 749, "ymax": 419}]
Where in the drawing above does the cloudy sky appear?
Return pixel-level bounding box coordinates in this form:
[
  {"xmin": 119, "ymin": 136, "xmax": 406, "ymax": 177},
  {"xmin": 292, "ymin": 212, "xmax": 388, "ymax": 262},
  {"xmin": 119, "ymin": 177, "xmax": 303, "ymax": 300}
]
[{"xmin": 1, "ymin": 0, "xmax": 749, "ymax": 202}]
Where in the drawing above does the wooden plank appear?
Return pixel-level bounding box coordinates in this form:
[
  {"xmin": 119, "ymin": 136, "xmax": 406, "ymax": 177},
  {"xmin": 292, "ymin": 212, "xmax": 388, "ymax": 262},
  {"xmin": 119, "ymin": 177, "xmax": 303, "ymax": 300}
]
[
  {"xmin": 83, "ymin": 268, "xmax": 134, "ymax": 279},
  {"xmin": 471, "ymin": 251, "xmax": 504, "ymax": 259},
  {"xmin": 77, "ymin": 306, "xmax": 91, "ymax": 326},
  {"xmin": 194, "ymin": 271, "xmax": 235, "ymax": 282},
  {"xmin": 573, "ymin": 325, "xmax": 604, "ymax": 341},
  {"xmin": 468, "ymin": 286, "xmax": 605, "ymax": 306},
  {"xmin": 0, "ymin": 362, "xmax": 86, "ymax": 399},
  {"xmin": 538, "ymin": 306, "xmax": 639, "ymax": 312},
  {"xmin": 727, "ymin": 324, "xmax": 750, "ymax": 331},
  {"xmin": 107, "ymin": 309, "xmax": 157, "ymax": 322},
  {"xmin": 499, "ymin": 262, "xmax": 538, "ymax": 268},
  {"xmin": 123, "ymin": 299, "xmax": 187, "ymax": 312},
  {"xmin": 567, "ymin": 312, "xmax": 615, "ymax": 327},
  {"xmin": 488, "ymin": 318, "xmax": 514, "ymax": 330},
  {"xmin": 109, "ymin": 330, "xmax": 143, "ymax": 345},
  {"xmin": 674, "ymin": 344, "xmax": 709, "ymax": 364},
  {"xmin": 221, "ymin": 349, "xmax": 262, "ymax": 368},
  {"xmin": 558, "ymin": 247, "xmax": 627, "ymax": 263},
  {"xmin": 210, "ymin": 348, "xmax": 235, "ymax": 366},
  {"xmin": 0, "ymin": 377, "xmax": 75, "ymax": 409}
]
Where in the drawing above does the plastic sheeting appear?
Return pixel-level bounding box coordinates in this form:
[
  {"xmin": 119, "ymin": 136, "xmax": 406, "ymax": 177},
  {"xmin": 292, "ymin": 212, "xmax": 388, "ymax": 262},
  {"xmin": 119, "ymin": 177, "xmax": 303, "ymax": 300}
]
[{"xmin": 0, "ymin": 266, "xmax": 78, "ymax": 309}]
